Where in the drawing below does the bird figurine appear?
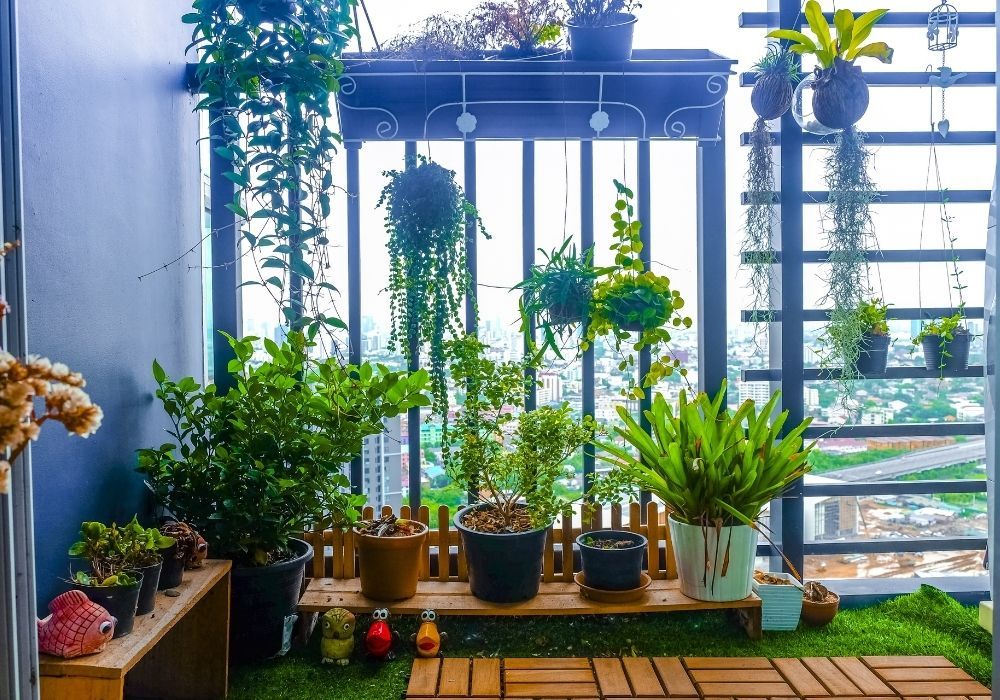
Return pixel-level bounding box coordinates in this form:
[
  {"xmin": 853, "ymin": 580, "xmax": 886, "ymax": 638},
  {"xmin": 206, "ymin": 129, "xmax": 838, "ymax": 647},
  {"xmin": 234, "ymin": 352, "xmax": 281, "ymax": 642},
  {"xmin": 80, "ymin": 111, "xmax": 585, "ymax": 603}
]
[
  {"xmin": 37, "ymin": 590, "xmax": 116, "ymax": 659},
  {"xmin": 364, "ymin": 608, "xmax": 397, "ymax": 661},
  {"xmin": 412, "ymin": 609, "xmax": 447, "ymax": 658},
  {"xmin": 320, "ymin": 608, "xmax": 356, "ymax": 666}
]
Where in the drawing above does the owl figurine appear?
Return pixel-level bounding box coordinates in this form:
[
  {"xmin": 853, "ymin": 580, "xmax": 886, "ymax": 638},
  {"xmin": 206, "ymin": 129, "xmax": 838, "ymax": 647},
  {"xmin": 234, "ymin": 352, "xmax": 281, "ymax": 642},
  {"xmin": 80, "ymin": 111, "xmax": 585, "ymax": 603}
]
[
  {"xmin": 412, "ymin": 609, "xmax": 447, "ymax": 658},
  {"xmin": 320, "ymin": 608, "xmax": 356, "ymax": 666}
]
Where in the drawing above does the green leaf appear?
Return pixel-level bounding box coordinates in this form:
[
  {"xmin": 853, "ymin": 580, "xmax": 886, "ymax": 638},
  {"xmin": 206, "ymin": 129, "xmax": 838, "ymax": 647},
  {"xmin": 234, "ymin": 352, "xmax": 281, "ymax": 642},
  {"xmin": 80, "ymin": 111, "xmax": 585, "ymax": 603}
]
[
  {"xmin": 766, "ymin": 29, "xmax": 817, "ymax": 53},
  {"xmin": 804, "ymin": 0, "xmax": 833, "ymax": 52},
  {"xmin": 833, "ymin": 9, "xmax": 854, "ymax": 55},
  {"xmin": 848, "ymin": 41, "xmax": 894, "ymax": 63}
]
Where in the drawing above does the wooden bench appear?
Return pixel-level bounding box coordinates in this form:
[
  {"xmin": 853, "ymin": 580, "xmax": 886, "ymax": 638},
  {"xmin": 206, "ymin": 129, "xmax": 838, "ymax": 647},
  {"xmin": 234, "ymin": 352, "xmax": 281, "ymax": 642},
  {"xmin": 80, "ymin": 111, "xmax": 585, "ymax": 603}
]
[
  {"xmin": 40, "ymin": 559, "xmax": 231, "ymax": 700},
  {"xmin": 298, "ymin": 503, "xmax": 761, "ymax": 638}
]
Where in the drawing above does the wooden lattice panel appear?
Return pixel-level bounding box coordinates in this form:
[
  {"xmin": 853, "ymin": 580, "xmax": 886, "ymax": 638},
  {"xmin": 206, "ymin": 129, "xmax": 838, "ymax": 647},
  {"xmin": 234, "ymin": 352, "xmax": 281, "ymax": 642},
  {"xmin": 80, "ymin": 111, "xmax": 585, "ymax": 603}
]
[{"xmin": 404, "ymin": 656, "xmax": 991, "ymax": 700}]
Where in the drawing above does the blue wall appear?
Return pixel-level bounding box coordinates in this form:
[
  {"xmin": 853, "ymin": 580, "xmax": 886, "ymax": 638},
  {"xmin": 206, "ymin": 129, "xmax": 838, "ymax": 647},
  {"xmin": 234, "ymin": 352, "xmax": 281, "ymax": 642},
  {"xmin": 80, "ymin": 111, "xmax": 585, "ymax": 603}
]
[{"xmin": 17, "ymin": 1, "xmax": 204, "ymax": 605}]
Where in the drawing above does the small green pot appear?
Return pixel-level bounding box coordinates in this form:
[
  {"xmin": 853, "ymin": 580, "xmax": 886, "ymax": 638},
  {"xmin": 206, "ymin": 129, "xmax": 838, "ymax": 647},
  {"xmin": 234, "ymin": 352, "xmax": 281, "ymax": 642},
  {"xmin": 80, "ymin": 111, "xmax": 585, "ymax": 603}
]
[{"xmin": 668, "ymin": 515, "xmax": 757, "ymax": 602}]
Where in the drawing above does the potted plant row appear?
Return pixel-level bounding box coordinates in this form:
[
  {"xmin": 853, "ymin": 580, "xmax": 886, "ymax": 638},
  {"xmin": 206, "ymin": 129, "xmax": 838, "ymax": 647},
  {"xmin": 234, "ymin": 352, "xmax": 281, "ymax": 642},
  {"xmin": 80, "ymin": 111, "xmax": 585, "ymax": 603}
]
[{"xmin": 138, "ymin": 332, "xmax": 429, "ymax": 660}]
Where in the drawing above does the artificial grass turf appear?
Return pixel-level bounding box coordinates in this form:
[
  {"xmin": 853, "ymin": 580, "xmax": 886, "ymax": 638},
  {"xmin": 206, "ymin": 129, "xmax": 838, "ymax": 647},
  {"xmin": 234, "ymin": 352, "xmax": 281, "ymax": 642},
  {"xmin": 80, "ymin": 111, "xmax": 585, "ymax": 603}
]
[{"xmin": 229, "ymin": 585, "xmax": 992, "ymax": 700}]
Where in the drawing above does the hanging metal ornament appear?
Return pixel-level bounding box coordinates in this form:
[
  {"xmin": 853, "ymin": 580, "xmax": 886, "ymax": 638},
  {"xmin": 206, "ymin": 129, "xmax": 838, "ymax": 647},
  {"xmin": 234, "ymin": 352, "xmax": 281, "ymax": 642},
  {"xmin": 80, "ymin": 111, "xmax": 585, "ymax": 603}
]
[{"xmin": 927, "ymin": 3, "xmax": 963, "ymax": 138}]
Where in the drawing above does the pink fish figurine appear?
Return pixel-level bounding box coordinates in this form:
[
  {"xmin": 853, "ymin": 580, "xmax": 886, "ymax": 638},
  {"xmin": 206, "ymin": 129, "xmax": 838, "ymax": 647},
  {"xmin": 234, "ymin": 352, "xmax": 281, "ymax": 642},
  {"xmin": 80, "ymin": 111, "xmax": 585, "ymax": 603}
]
[{"xmin": 37, "ymin": 590, "xmax": 116, "ymax": 658}]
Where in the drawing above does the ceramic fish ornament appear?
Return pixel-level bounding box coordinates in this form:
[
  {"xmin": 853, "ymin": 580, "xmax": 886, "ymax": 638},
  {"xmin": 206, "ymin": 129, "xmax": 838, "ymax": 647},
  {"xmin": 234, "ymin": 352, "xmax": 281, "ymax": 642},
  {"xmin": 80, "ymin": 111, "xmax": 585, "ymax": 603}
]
[
  {"xmin": 37, "ymin": 590, "xmax": 116, "ymax": 658},
  {"xmin": 320, "ymin": 608, "xmax": 356, "ymax": 666},
  {"xmin": 412, "ymin": 609, "xmax": 447, "ymax": 658},
  {"xmin": 364, "ymin": 608, "xmax": 396, "ymax": 661}
]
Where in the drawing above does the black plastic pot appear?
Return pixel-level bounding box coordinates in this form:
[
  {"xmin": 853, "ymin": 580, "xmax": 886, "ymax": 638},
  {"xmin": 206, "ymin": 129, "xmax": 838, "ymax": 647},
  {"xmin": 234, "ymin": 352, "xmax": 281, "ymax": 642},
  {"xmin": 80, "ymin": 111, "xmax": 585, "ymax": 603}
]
[
  {"xmin": 852, "ymin": 332, "xmax": 890, "ymax": 377},
  {"xmin": 158, "ymin": 546, "xmax": 185, "ymax": 590},
  {"xmin": 454, "ymin": 505, "xmax": 547, "ymax": 603},
  {"xmin": 73, "ymin": 573, "xmax": 143, "ymax": 639},
  {"xmin": 922, "ymin": 331, "xmax": 971, "ymax": 373},
  {"xmin": 812, "ymin": 58, "xmax": 869, "ymax": 130},
  {"xmin": 751, "ymin": 72, "xmax": 794, "ymax": 121},
  {"xmin": 545, "ymin": 296, "xmax": 590, "ymax": 326},
  {"xmin": 132, "ymin": 560, "xmax": 162, "ymax": 615},
  {"xmin": 230, "ymin": 538, "xmax": 313, "ymax": 662},
  {"xmin": 577, "ymin": 530, "xmax": 646, "ymax": 591},
  {"xmin": 567, "ymin": 13, "xmax": 636, "ymax": 61}
]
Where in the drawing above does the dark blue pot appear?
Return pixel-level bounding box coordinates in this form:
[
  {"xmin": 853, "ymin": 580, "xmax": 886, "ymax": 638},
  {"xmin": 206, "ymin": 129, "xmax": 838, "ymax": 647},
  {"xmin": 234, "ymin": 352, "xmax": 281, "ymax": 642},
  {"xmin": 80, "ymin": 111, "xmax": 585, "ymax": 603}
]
[
  {"xmin": 577, "ymin": 529, "xmax": 646, "ymax": 591},
  {"xmin": 455, "ymin": 505, "xmax": 547, "ymax": 603}
]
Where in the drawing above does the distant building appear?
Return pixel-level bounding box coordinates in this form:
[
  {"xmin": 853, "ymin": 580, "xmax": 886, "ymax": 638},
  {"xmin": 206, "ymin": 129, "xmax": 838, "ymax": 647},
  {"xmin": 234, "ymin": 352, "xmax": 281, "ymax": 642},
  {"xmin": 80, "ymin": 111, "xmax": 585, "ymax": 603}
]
[
  {"xmin": 739, "ymin": 382, "xmax": 771, "ymax": 405},
  {"xmin": 537, "ymin": 371, "xmax": 562, "ymax": 405},
  {"xmin": 360, "ymin": 415, "xmax": 403, "ymax": 512},
  {"xmin": 803, "ymin": 475, "xmax": 859, "ymax": 540}
]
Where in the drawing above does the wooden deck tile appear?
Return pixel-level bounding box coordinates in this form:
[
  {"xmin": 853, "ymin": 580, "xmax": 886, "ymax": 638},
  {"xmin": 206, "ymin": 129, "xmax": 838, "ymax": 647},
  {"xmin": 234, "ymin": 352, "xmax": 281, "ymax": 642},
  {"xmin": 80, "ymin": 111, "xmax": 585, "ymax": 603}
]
[
  {"xmin": 698, "ymin": 683, "xmax": 795, "ymax": 697},
  {"xmin": 505, "ymin": 657, "xmax": 592, "ymax": 669},
  {"xmin": 690, "ymin": 670, "xmax": 785, "ymax": 683},
  {"xmin": 506, "ymin": 668, "xmax": 595, "ymax": 683},
  {"xmin": 622, "ymin": 657, "xmax": 667, "ymax": 697},
  {"xmin": 802, "ymin": 658, "xmax": 862, "ymax": 696},
  {"xmin": 653, "ymin": 657, "xmax": 698, "ymax": 697},
  {"xmin": 685, "ymin": 658, "xmax": 774, "ymax": 670},
  {"xmin": 889, "ymin": 682, "xmax": 991, "ymax": 697},
  {"xmin": 863, "ymin": 657, "xmax": 953, "ymax": 668},
  {"xmin": 877, "ymin": 668, "xmax": 973, "ymax": 682},
  {"xmin": 831, "ymin": 657, "xmax": 895, "ymax": 696},
  {"xmin": 408, "ymin": 657, "xmax": 441, "ymax": 697},
  {"xmin": 470, "ymin": 658, "xmax": 500, "ymax": 697},
  {"xmin": 505, "ymin": 681, "xmax": 600, "ymax": 697},
  {"xmin": 774, "ymin": 658, "xmax": 830, "ymax": 697},
  {"xmin": 438, "ymin": 657, "xmax": 470, "ymax": 697},
  {"xmin": 594, "ymin": 658, "xmax": 632, "ymax": 697}
]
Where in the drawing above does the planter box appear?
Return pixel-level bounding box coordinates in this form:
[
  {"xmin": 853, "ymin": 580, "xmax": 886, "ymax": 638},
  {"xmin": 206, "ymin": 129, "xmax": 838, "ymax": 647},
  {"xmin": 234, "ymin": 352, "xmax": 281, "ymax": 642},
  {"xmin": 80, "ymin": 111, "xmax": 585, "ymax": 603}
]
[
  {"xmin": 752, "ymin": 572, "xmax": 804, "ymax": 631},
  {"xmin": 336, "ymin": 49, "xmax": 736, "ymax": 142}
]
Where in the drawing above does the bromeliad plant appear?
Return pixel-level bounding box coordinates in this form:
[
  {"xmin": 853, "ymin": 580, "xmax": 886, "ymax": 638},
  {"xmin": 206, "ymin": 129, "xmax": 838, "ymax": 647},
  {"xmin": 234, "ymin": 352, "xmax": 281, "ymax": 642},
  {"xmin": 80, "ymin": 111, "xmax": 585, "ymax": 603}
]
[
  {"xmin": 583, "ymin": 181, "xmax": 691, "ymax": 399},
  {"xmin": 443, "ymin": 335, "xmax": 596, "ymax": 531},
  {"xmin": 138, "ymin": 332, "xmax": 430, "ymax": 566},
  {"xmin": 380, "ymin": 158, "xmax": 487, "ymax": 419}
]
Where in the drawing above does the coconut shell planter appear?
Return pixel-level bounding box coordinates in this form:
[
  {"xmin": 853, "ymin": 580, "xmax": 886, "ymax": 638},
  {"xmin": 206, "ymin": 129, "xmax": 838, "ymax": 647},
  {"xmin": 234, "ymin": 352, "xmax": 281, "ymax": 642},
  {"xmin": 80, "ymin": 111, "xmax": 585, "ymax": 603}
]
[
  {"xmin": 801, "ymin": 580, "xmax": 840, "ymax": 627},
  {"xmin": 812, "ymin": 58, "xmax": 870, "ymax": 130}
]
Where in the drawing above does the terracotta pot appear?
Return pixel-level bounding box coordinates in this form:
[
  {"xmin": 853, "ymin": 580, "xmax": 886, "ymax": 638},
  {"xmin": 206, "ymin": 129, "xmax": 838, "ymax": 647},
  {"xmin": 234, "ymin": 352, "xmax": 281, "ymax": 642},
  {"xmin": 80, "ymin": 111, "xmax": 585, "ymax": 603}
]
[
  {"xmin": 751, "ymin": 72, "xmax": 794, "ymax": 121},
  {"xmin": 812, "ymin": 58, "xmax": 869, "ymax": 130},
  {"xmin": 355, "ymin": 520, "xmax": 428, "ymax": 601},
  {"xmin": 801, "ymin": 591, "xmax": 840, "ymax": 627}
]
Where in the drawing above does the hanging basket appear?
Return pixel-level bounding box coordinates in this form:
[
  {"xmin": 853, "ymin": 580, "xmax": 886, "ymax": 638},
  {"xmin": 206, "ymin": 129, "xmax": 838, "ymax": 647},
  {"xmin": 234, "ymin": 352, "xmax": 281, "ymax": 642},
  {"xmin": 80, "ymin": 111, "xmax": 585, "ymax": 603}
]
[
  {"xmin": 605, "ymin": 285, "xmax": 671, "ymax": 333},
  {"xmin": 852, "ymin": 332, "xmax": 890, "ymax": 377},
  {"xmin": 751, "ymin": 72, "xmax": 794, "ymax": 121},
  {"xmin": 812, "ymin": 58, "xmax": 870, "ymax": 130}
]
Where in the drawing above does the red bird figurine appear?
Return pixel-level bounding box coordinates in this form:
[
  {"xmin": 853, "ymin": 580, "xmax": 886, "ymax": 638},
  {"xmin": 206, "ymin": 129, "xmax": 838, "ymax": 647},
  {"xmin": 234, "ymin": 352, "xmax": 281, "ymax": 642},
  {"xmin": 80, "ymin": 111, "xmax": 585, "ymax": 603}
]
[{"xmin": 364, "ymin": 608, "xmax": 395, "ymax": 661}]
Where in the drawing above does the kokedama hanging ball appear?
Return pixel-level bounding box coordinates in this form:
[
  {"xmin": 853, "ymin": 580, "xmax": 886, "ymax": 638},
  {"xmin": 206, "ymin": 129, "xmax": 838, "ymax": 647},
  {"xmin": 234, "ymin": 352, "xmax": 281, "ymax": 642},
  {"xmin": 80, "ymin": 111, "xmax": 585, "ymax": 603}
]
[
  {"xmin": 750, "ymin": 47, "xmax": 797, "ymax": 121},
  {"xmin": 812, "ymin": 58, "xmax": 870, "ymax": 131}
]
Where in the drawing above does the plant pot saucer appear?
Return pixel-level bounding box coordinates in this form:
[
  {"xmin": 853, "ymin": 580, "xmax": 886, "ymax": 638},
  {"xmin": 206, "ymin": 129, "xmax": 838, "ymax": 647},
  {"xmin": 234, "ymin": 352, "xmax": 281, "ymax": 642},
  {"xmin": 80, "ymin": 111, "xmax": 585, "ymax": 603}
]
[{"xmin": 574, "ymin": 571, "xmax": 651, "ymax": 603}]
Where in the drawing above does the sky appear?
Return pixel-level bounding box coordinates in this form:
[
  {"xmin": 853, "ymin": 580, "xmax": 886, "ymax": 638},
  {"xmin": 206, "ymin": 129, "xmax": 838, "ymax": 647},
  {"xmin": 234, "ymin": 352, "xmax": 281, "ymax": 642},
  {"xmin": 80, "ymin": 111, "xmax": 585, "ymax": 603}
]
[{"xmin": 239, "ymin": 0, "xmax": 999, "ymax": 346}]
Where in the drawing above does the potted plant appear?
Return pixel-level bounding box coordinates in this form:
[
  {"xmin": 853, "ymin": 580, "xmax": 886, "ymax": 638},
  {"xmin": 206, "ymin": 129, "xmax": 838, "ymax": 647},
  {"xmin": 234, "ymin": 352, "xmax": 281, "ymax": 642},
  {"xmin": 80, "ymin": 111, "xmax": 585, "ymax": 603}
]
[
  {"xmin": 515, "ymin": 239, "xmax": 605, "ymax": 360},
  {"xmin": 353, "ymin": 514, "xmax": 428, "ymax": 601},
  {"xmin": 592, "ymin": 380, "xmax": 814, "ymax": 602},
  {"xmin": 852, "ymin": 298, "xmax": 890, "ymax": 376},
  {"xmin": 469, "ymin": 0, "xmax": 564, "ymax": 58},
  {"xmin": 444, "ymin": 335, "xmax": 596, "ymax": 603},
  {"xmin": 116, "ymin": 516, "xmax": 176, "ymax": 615},
  {"xmin": 768, "ymin": 2, "xmax": 892, "ymax": 130},
  {"xmin": 583, "ymin": 181, "xmax": 691, "ymax": 400},
  {"xmin": 380, "ymin": 157, "xmax": 487, "ymax": 419},
  {"xmin": 157, "ymin": 521, "xmax": 208, "ymax": 590},
  {"xmin": 564, "ymin": 0, "xmax": 641, "ymax": 61},
  {"xmin": 138, "ymin": 332, "xmax": 429, "ymax": 660},
  {"xmin": 68, "ymin": 522, "xmax": 144, "ymax": 638},
  {"xmin": 576, "ymin": 530, "xmax": 646, "ymax": 591},
  {"xmin": 753, "ymin": 570, "xmax": 804, "ymax": 631},
  {"xmin": 913, "ymin": 312, "xmax": 971, "ymax": 373},
  {"xmin": 801, "ymin": 580, "xmax": 840, "ymax": 627}
]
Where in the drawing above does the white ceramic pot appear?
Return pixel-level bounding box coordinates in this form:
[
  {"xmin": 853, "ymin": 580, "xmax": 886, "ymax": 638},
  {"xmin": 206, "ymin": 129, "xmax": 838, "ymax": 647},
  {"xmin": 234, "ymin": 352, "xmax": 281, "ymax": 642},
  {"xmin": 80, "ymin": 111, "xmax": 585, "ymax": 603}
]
[{"xmin": 668, "ymin": 514, "xmax": 758, "ymax": 602}]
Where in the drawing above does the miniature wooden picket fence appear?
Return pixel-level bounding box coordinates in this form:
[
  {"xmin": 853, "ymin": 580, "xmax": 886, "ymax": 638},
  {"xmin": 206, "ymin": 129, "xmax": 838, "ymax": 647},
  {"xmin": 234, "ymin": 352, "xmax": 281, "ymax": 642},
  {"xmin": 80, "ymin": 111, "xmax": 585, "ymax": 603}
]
[{"xmin": 303, "ymin": 502, "xmax": 677, "ymax": 583}]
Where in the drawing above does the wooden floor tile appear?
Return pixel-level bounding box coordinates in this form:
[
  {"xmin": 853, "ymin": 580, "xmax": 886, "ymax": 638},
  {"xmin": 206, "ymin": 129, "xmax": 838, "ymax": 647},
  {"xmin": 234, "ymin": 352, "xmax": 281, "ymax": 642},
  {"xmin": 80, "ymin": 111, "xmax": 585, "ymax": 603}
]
[
  {"xmin": 774, "ymin": 658, "xmax": 829, "ymax": 697},
  {"xmin": 802, "ymin": 657, "xmax": 862, "ymax": 696},
  {"xmin": 653, "ymin": 657, "xmax": 698, "ymax": 697},
  {"xmin": 831, "ymin": 657, "xmax": 894, "ymax": 696},
  {"xmin": 622, "ymin": 656, "xmax": 667, "ymax": 697},
  {"xmin": 438, "ymin": 657, "xmax": 470, "ymax": 697},
  {"xmin": 594, "ymin": 658, "xmax": 632, "ymax": 696},
  {"xmin": 470, "ymin": 658, "xmax": 500, "ymax": 697}
]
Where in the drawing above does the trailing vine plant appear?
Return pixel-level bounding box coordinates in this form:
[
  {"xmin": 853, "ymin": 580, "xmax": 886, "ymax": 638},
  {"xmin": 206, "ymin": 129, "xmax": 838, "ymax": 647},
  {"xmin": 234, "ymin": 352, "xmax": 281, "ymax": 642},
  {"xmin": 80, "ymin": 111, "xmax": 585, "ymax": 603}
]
[
  {"xmin": 184, "ymin": 0, "xmax": 354, "ymax": 343},
  {"xmin": 379, "ymin": 158, "xmax": 487, "ymax": 417}
]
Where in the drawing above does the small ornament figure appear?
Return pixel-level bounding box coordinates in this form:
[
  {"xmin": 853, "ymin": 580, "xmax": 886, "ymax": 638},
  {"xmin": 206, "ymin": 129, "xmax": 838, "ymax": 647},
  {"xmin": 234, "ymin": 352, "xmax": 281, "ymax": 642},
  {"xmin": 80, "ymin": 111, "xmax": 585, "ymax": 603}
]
[
  {"xmin": 364, "ymin": 608, "xmax": 397, "ymax": 661},
  {"xmin": 37, "ymin": 590, "xmax": 116, "ymax": 659},
  {"xmin": 412, "ymin": 609, "xmax": 447, "ymax": 658},
  {"xmin": 320, "ymin": 608, "xmax": 356, "ymax": 666}
]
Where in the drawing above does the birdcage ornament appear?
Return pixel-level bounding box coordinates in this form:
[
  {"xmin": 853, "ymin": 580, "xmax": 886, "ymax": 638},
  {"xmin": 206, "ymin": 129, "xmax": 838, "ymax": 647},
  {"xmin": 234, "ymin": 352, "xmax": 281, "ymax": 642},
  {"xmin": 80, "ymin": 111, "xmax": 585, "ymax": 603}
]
[{"xmin": 927, "ymin": 3, "xmax": 959, "ymax": 52}]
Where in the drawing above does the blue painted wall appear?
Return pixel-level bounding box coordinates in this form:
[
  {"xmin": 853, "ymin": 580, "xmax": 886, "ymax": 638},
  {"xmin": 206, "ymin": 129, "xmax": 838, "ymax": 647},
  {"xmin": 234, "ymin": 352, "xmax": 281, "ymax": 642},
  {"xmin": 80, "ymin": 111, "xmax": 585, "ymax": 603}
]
[{"xmin": 17, "ymin": 1, "xmax": 204, "ymax": 605}]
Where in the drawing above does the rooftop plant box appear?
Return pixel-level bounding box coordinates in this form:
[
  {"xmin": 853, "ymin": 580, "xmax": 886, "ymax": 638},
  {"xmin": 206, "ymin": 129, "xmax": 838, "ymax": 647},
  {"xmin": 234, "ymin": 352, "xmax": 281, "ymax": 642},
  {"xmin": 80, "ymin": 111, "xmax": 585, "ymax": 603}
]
[{"xmin": 336, "ymin": 49, "xmax": 737, "ymax": 142}]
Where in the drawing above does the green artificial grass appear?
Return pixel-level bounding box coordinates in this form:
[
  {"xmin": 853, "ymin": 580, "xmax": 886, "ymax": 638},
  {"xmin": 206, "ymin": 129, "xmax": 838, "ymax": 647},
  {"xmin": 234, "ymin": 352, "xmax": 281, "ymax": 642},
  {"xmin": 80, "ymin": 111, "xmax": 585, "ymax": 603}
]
[{"xmin": 229, "ymin": 585, "xmax": 992, "ymax": 700}]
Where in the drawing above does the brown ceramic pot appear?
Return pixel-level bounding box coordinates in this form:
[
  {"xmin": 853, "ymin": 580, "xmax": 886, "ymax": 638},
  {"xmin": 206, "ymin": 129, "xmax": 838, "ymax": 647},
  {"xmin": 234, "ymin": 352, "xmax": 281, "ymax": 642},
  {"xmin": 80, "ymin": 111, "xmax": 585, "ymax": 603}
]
[
  {"xmin": 355, "ymin": 520, "xmax": 428, "ymax": 601},
  {"xmin": 801, "ymin": 591, "xmax": 840, "ymax": 627}
]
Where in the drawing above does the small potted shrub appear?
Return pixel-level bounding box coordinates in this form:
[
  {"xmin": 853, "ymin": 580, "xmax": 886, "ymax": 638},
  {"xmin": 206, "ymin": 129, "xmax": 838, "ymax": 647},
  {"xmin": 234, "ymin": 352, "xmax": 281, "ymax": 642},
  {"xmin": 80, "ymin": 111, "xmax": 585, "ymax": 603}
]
[
  {"xmin": 68, "ymin": 522, "xmax": 144, "ymax": 638},
  {"xmin": 469, "ymin": 0, "xmax": 564, "ymax": 58},
  {"xmin": 852, "ymin": 298, "xmax": 891, "ymax": 376},
  {"xmin": 138, "ymin": 332, "xmax": 429, "ymax": 660},
  {"xmin": 913, "ymin": 312, "xmax": 971, "ymax": 374},
  {"xmin": 445, "ymin": 335, "xmax": 596, "ymax": 603},
  {"xmin": 157, "ymin": 521, "xmax": 208, "ymax": 590},
  {"xmin": 752, "ymin": 570, "xmax": 804, "ymax": 631},
  {"xmin": 354, "ymin": 514, "xmax": 428, "ymax": 601},
  {"xmin": 565, "ymin": 0, "xmax": 640, "ymax": 61},
  {"xmin": 593, "ymin": 380, "xmax": 814, "ymax": 602},
  {"xmin": 801, "ymin": 580, "xmax": 840, "ymax": 627},
  {"xmin": 576, "ymin": 530, "xmax": 646, "ymax": 591},
  {"xmin": 769, "ymin": 2, "xmax": 892, "ymax": 130},
  {"xmin": 116, "ymin": 516, "xmax": 176, "ymax": 615},
  {"xmin": 515, "ymin": 239, "xmax": 605, "ymax": 360}
]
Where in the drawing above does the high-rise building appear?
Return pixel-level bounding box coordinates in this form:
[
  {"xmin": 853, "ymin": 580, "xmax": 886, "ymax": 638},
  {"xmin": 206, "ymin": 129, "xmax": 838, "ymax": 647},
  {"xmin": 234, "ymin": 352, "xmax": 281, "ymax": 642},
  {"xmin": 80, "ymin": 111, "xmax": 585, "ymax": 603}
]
[
  {"xmin": 537, "ymin": 371, "xmax": 562, "ymax": 405},
  {"xmin": 738, "ymin": 381, "xmax": 772, "ymax": 405},
  {"xmin": 360, "ymin": 415, "xmax": 403, "ymax": 512}
]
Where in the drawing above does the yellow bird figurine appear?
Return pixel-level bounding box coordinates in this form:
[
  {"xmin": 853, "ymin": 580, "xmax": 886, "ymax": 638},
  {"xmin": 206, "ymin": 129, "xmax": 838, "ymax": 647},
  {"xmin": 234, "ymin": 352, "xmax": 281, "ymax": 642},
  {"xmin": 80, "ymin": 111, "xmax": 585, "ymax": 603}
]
[
  {"xmin": 412, "ymin": 609, "xmax": 446, "ymax": 658},
  {"xmin": 320, "ymin": 608, "xmax": 356, "ymax": 666}
]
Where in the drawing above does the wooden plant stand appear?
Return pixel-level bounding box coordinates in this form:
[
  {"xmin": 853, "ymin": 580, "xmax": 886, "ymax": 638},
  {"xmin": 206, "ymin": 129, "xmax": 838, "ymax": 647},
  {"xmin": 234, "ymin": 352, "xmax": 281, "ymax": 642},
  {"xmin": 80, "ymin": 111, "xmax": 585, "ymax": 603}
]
[
  {"xmin": 299, "ymin": 503, "xmax": 762, "ymax": 638},
  {"xmin": 40, "ymin": 560, "xmax": 231, "ymax": 700}
]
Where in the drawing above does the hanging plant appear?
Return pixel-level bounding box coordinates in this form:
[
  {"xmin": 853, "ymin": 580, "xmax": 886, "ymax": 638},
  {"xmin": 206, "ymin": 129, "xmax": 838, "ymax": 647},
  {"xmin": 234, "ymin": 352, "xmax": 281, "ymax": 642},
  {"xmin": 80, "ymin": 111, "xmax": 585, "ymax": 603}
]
[
  {"xmin": 769, "ymin": 2, "xmax": 893, "ymax": 130},
  {"xmin": 583, "ymin": 181, "xmax": 691, "ymax": 400},
  {"xmin": 743, "ymin": 47, "xmax": 797, "ymax": 344},
  {"xmin": 852, "ymin": 297, "xmax": 891, "ymax": 377},
  {"xmin": 379, "ymin": 158, "xmax": 487, "ymax": 416},
  {"xmin": 184, "ymin": 0, "xmax": 353, "ymax": 339},
  {"xmin": 515, "ymin": 239, "xmax": 606, "ymax": 361}
]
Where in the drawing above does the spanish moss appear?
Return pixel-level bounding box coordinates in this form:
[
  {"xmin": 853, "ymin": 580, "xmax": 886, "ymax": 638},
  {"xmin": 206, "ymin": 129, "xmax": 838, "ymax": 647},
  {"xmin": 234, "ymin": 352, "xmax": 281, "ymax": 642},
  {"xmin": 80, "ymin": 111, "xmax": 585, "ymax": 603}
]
[{"xmin": 741, "ymin": 117, "xmax": 778, "ymax": 348}]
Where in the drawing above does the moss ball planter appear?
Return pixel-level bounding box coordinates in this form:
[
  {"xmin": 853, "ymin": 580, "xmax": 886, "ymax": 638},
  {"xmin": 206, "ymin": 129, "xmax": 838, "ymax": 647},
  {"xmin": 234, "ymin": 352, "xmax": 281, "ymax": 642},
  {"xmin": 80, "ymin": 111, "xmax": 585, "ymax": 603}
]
[
  {"xmin": 454, "ymin": 504, "xmax": 547, "ymax": 603},
  {"xmin": 813, "ymin": 58, "xmax": 870, "ymax": 130},
  {"xmin": 355, "ymin": 519, "xmax": 428, "ymax": 602},
  {"xmin": 577, "ymin": 530, "xmax": 646, "ymax": 591}
]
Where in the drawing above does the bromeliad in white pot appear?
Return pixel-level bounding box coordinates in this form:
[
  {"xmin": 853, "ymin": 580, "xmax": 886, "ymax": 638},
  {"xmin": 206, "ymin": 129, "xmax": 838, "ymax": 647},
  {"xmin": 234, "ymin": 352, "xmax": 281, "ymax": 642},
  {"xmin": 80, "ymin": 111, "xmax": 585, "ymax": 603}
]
[{"xmin": 593, "ymin": 380, "xmax": 814, "ymax": 602}]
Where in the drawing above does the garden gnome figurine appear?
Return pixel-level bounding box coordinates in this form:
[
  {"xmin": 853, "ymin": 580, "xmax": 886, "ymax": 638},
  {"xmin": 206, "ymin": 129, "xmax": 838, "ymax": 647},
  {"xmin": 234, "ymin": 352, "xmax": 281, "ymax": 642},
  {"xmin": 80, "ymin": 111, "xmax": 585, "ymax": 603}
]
[
  {"xmin": 320, "ymin": 608, "xmax": 356, "ymax": 666},
  {"xmin": 364, "ymin": 608, "xmax": 397, "ymax": 661},
  {"xmin": 412, "ymin": 609, "xmax": 447, "ymax": 658},
  {"xmin": 37, "ymin": 590, "xmax": 116, "ymax": 658}
]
